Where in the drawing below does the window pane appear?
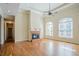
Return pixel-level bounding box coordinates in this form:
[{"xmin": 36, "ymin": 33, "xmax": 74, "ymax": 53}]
[
  {"xmin": 59, "ymin": 17, "xmax": 73, "ymax": 38},
  {"xmin": 46, "ymin": 22, "xmax": 53, "ymax": 36}
]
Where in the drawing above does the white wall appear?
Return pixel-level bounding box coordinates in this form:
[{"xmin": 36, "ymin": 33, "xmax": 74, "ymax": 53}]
[
  {"xmin": 19, "ymin": 4, "xmax": 44, "ymax": 39},
  {"xmin": 15, "ymin": 9, "xmax": 44, "ymax": 42},
  {"xmin": 0, "ymin": 8, "xmax": 4, "ymax": 44},
  {"xmin": 30, "ymin": 10, "xmax": 44, "ymax": 38},
  {"xmin": 15, "ymin": 10, "xmax": 30, "ymax": 42},
  {"xmin": 43, "ymin": 4, "xmax": 79, "ymax": 44}
]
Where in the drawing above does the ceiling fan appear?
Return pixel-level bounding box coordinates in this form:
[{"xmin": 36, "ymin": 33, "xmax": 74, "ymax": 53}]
[
  {"xmin": 48, "ymin": 3, "xmax": 52, "ymax": 15},
  {"xmin": 43, "ymin": 3, "xmax": 58, "ymax": 16},
  {"xmin": 44, "ymin": 3, "xmax": 70, "ymax": 16}
]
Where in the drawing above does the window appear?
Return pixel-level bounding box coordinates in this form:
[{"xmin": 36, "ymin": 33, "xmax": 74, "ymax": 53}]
[
  {"xmin": 59, "ymin": 17, "xmax": 73, "ymax": 38},
  {"xmin": 46, "ymin": 22, "xmax": 53, "ymax": 36}
]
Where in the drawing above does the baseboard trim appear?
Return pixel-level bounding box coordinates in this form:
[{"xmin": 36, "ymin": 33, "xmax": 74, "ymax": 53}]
[
  {"xmin": 15, "ymin": 39, "xmax": 32, "ymax": 43},
  {"xmin": 48, "ymin": 39, "xmax": 79, "ymax": 45}
]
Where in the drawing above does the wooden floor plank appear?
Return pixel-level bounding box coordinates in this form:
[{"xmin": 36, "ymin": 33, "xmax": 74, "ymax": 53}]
[{"xmin": 0, "ymin": 39, "xmax": 79, "ymax": 56}]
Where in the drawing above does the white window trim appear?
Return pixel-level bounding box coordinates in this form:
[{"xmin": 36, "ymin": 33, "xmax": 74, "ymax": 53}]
[{"xmin": 59, "ymin": 17, "xmax": 73, "ymax": 39}]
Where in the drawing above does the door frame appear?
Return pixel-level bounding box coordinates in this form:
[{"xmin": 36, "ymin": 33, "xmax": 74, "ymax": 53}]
[{"xmin": 4, "ymin": 21, "xmax": 15, "ymax": 42}]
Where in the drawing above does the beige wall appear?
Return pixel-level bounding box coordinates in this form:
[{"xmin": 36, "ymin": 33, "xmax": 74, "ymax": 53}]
[
  {"xmin": 30, "ymin": 10, "xmax": 44, "ymax": 38},
  {"xmin": 15, "ymin": 9, "xmax": 44, "ymax": 42},
  {"xmin": 15, "ymin": 10, "xmax": 30, "ymax": 42},
  {"xmin": 43, "ymin": 4, "xmax": 79, "ymax": 44}
]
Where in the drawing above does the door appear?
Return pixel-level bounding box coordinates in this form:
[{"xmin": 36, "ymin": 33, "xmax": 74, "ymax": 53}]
[{"xmin": 45, "ymin": 22, "xmax": 53, "ymax": 39}]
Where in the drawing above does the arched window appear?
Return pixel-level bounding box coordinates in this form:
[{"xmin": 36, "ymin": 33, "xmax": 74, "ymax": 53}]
[
  {"xmin": 46, "ymin": 22, "xmax": 53, "ymax": 36},
  {"xmin": 59, "ymin": 17, "xmax": 73, "ymax": 38}
]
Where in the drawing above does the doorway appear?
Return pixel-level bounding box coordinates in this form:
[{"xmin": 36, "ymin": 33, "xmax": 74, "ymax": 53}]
[
  {"xmin": 6, "ymin": 23, "xmax": 14, "ymax": 42},
  {"xmin": 4, "ymin": 22, "xmax": 15, "ymax": 43},
  {"xmin": 45, "ymin": 22, "xmax": 53, "ymax": 39},
  {"xmin": 4, "ymin": 16, "xmax": 15, "ymax": 43}
]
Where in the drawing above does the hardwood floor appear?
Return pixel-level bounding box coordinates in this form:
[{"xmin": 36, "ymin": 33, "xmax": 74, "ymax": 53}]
[{"xmin": 0, "ymin": 39, "xmax": 79, "ymax": 56}]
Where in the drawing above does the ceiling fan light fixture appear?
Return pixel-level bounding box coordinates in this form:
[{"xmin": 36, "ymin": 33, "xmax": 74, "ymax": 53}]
[{"xmin": 48, "ymin": 11, "xmax": 52, "ymax": 15}]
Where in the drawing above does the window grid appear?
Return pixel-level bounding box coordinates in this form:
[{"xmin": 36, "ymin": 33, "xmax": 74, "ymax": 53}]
[
  {"xmin": 46, "ymin": 22, "xmax": 53, "ymax": 36},
  {"xmin": 59, "ymin": 17, "xmax": 73, "ymax": 38}
]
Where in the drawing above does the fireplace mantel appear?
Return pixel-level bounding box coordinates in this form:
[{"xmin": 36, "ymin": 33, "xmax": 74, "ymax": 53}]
[{"xmin": 31, "ymin": 31, "xmax": 40, "ymax": 34}]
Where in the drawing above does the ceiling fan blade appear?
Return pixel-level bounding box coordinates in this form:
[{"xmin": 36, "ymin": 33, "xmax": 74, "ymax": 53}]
[{"xmin": 43, "ymin": 11, "xmax": 58, "ymax": 16}]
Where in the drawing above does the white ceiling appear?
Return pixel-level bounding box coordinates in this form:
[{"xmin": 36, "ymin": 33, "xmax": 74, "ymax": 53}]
[
  {"xmin": 0, "ymin": 3, "xmax": 19, "ymax": 16},
  {"xmin": 29, "ymin": 3, "xmax": 64, "ymax": 12},
  {"xmin": 19, "ymin": 3, "xmax": 64, "ymax": 12},
  {"xmin": 0, "ymin": 3, "xmax": 65, "ymax": 16}
]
